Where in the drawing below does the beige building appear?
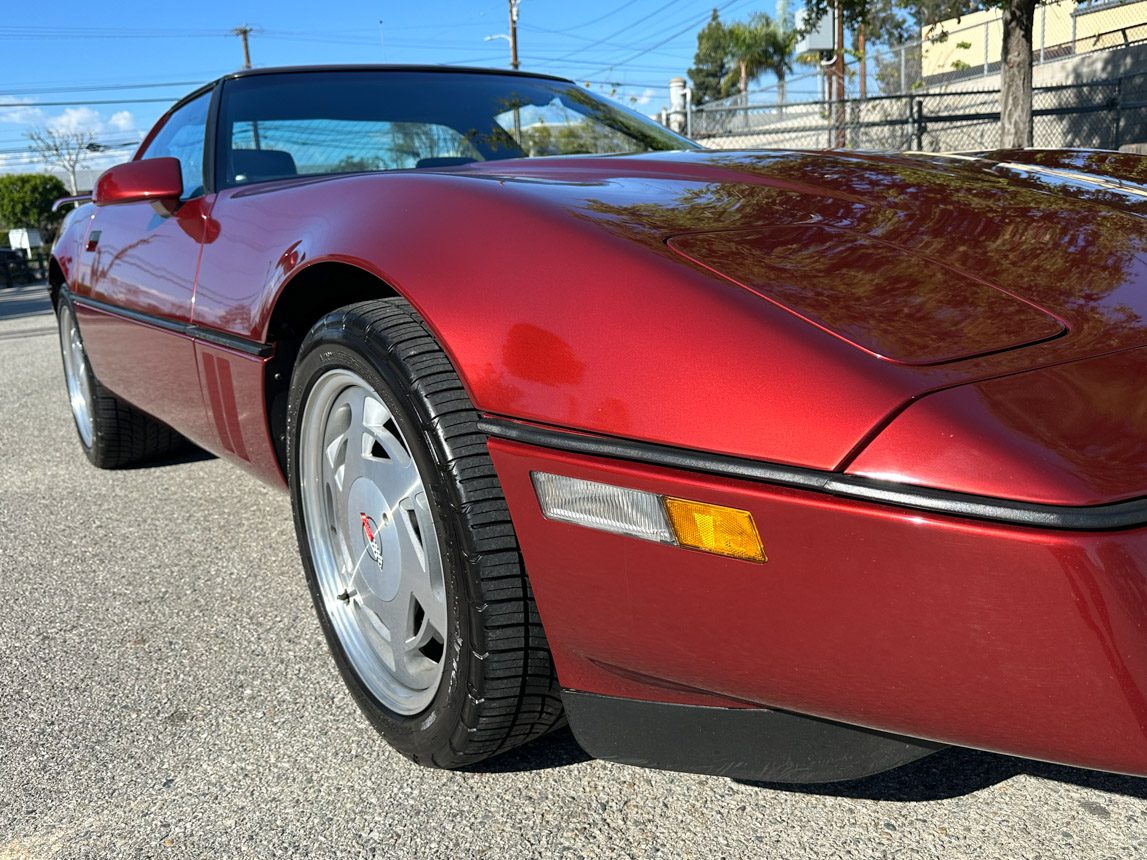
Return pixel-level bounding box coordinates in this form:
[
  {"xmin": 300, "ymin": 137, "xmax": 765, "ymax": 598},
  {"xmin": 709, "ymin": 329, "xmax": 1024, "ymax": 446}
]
[{"xmin": 921, "ymin": 0, "xmax": 1147, "ymax": 80}]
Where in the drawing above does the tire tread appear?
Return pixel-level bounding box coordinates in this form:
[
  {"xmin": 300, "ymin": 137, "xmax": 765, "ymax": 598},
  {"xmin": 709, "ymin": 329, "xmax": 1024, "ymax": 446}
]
[{"xmin": 308, "ymin": 298, "xmax": 564, "ymax": 768}]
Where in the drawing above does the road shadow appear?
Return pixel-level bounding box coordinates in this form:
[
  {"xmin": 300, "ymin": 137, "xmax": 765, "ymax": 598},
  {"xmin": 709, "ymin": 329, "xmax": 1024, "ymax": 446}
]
[
  {"xmin": 0, "ymin": 283, "xmax": 52, "ymax": 321},
  {"xmin": 471, "ymin": 727, "xmax": 1147, "ymax": 802},
  {"xmin": 463, "ymin": 726, "xmax": 592, "ymax": 774},
  {"xmin": 127, "ymin": 445, "xmax": 218, "ymax": 469},
  {"xmin": 736, "ymin": 746, "xmax": 1147, "ymax": 802}
]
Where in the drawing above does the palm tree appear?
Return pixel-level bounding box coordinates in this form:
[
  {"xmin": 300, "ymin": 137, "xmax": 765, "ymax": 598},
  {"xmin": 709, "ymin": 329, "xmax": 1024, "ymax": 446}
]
[{"xmin": 722, "ymin": 13, "xmax": 795, "ymax": 106}]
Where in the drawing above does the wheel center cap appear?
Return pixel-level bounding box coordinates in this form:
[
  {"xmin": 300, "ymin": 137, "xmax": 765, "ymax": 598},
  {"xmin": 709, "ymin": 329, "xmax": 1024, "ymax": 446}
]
[
  {"xmin": 360, "ymin": 512, "xmax": 385, "ymax": 570},
  {"xmin": 346, "ymin": 477, "xmax": 401, "ymax": 601}
]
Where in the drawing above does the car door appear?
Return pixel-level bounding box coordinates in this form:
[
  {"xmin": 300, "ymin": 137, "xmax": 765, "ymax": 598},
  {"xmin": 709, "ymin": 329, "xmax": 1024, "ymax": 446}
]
[{"xmin": 72, "ymin": 88, "xmax": 217, "ymax": 443}]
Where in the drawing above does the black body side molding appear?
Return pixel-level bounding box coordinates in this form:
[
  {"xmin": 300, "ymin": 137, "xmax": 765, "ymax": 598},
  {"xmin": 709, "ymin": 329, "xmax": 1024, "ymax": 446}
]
[
  {"xmin": 71, "ymin": 293, "xmax": 273, "ymax": 358},
  {"xmin": 561, "ymin": 691, "xmax": 944, "ymax": 784},
  {"xmin": 479, "ymin": 417, "xmax": 1147, "ymax": 531}
]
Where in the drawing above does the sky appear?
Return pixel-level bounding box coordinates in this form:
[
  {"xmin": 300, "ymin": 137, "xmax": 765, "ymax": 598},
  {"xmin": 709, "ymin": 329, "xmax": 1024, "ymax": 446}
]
[{"xmin": 0, "ymin": 0, "xmax": 798, "ymax": 176}]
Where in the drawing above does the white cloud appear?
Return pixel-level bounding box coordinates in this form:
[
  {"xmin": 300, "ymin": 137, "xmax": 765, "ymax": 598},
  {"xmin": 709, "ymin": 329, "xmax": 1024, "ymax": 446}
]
[
  {"xmin": 636, "ymin": 88, "xmax": 655, "ymax": 106},
  {"xmin": 0, "ymin": 99, "xmax": 141, "ymax": 177},
  {"xmin": 0, "ymin": 95, "xmax": 46, "ymax": 127},
  {"xmin": 0, "ymin": 98, "xmax": 136, "ymax": 137},
  {"xmin": 48, "ymin": 107, "xmax": 103, "ymax": 134},
  {"xmin": 107, "ymin": 111, "xmax": 136, "ymax": 133}
]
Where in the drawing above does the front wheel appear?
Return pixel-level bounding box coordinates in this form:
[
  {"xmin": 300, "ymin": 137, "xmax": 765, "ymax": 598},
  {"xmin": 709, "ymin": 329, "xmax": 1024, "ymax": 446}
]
[{"xmin": 288, "ymin": 298, "xmax": 563, "ymax": 767}]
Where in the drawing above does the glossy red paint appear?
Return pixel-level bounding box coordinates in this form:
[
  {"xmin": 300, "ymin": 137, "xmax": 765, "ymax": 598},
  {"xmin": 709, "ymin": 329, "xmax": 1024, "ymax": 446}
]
[
  {"xmin": 93, "ymin": 157, "xmax": 183, "ymax": 208},
  {"xmin": 848, "ymin": 346, "xmax": 1147, "ymax": 505},
  {"xmin": 190, "ymin": 168, "xmax": 919, "ymax": 475},
  {"xmin": 489, "ymin": 437, "xmax": 1147, "ymax": 776},
  {"xmin": 186, "ymin": 150, "xmax": 1145, "ymax": 481},
  {"xmin": 668, "ymin": 225, "xmax": 1066, "ymax": 365},
  {"xmin": 68, "ymin": 193, "xmax": 215, "ymax": 439},
  {"xmin": 194, "ymin": 342, "xmax": 282, "ymax": 482}
]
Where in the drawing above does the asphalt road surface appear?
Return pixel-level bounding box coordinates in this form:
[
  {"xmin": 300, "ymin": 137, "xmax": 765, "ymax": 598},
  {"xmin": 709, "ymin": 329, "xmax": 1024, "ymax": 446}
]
[{"xmin": 2, "ymin": 283, "xmax": 1146, "ymax": 859}]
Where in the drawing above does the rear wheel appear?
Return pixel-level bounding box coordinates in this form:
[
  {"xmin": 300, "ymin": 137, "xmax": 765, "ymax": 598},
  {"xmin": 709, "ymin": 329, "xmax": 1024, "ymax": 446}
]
[
  {"xmin": 56, "ymin": 293, "xmax": 187, "ymax": 469},
  {"xmin": 288, "ymin": 298, "xmax": 563, "ymax": 767}
]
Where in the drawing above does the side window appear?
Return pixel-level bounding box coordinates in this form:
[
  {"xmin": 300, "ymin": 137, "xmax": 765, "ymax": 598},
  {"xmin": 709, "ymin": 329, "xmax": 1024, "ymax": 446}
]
[{"xmin": 138, "ymin": 90, "xmax": 212, "ymax": 199}]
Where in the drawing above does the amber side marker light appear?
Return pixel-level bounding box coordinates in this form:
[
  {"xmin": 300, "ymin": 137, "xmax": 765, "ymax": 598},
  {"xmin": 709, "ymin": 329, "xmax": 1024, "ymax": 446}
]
[
  {"xmin": 531, "ymin": 472, "xmax": 767, "ymax": 563},
  {"xmin": 663, "ymin": 496, "xmax": 767, "ymax": 563}
]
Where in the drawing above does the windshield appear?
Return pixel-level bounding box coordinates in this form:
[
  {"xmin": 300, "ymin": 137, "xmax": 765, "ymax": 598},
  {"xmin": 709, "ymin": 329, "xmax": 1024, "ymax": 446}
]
[{"xmin": 216, "ymin": 70, "xmax": 695, "ymax": 187}]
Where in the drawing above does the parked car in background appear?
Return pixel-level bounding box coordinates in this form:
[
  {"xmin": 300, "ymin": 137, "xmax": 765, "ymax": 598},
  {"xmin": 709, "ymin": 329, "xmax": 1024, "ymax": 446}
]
[
  {"xmin": 0, "ymin": 248, "xmax": 38, "ymax": 287},
  {"xmin": 50, "ymin": 65, "xmax": 1147, "ymax": 782}
]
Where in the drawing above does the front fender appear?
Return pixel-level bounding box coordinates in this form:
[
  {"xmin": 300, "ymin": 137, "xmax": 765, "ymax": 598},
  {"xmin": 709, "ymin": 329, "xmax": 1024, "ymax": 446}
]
[{"xmin": 192, "ymin": 172, "xmax": 918, "ymax": 470}]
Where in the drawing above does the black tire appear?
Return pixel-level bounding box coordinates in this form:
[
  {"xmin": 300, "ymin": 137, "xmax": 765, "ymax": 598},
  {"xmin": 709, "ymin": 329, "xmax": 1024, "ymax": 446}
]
[
  {"xmin": 56, "ymin": 292, "xmax": 188, "ymax": 469},
  {"xmin": 287, "ymin": 298, "xmax": 564, "ymax": 768}
]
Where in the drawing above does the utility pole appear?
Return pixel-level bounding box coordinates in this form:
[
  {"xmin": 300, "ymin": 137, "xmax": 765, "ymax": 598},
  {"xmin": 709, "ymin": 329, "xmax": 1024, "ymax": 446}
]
[
  {"xmin": 833, "ymin": 0, "xmax": 845, "ymax": 147},
  {"xmin": 509, "ymin": 0, "xmax": 521, "ymax": 70},
  {"xmin": 232, "ymin": 25, "xmax": 254, "ymax": 70},
  {"xmin": 777, "ymin": 0, "xmax": 788, "ymax": 108}
]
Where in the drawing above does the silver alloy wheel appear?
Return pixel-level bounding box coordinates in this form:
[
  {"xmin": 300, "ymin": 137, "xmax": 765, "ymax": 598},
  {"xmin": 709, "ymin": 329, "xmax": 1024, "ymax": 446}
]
[
  {"xmin": 58, "ymin": 303, "xmax": 95, "ymax": 448},
  {"xmin": 299, "ymin": 368, "xmax": 448, "ymax": 715}
]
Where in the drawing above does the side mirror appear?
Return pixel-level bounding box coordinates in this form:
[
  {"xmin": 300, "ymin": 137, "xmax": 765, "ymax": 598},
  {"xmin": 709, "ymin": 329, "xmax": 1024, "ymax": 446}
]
[{"xmin": 93, "ymin": 157, "xmax": 183, "ymax": 209}]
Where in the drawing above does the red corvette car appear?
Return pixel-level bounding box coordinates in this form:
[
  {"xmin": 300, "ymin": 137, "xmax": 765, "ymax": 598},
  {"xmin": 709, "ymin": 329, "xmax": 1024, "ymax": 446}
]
[{"xmin": 51, "ymin": 65, "xmax": 1147, "ymax": 782}]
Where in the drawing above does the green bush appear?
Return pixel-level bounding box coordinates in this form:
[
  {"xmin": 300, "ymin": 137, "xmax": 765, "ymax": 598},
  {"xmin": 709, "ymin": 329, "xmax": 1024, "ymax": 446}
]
[{"xmin": 0, "ymin": 173, "xmax": 69, "ymax": 245}]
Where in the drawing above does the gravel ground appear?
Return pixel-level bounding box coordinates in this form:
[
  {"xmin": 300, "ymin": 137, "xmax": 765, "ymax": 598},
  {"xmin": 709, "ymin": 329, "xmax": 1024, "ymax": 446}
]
[{"xmin": 1, "ymin": 284, "xmax": 1146, "ymax": 859}]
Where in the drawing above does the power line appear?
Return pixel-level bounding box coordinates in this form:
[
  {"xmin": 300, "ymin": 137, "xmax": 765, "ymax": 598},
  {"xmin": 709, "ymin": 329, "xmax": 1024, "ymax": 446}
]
[
  {"xmin": 582, "ymin": 0, "xmax": 753, "ymax": 77},
  {"xmin": 0, "ymin": 132, "xmax": 142, "ymax": 145},
  {"xmin": 256, "ymin": 13, "xmax": 694, "ymax": 57},
  {"xmin": 517, "ymin": 24, "xmax": 685, "ymax": 57},
  {"xmin": 522, "ymin": 0, "xmax": 753, "ymax": 77},
  {"xmin": 0, "ymin": 143, "xmax": 137, "ymax": 157},
  {"xmin": 582, "ymin": 79, "xmax": 666, "ymax": 88},
  {"xmin": 0, "ymin": 26, "xmax": 224, "ymax": 39},
  {"xmin": 0, "ymin": 69, "xmax": 221, "ymax": 90},
  {"xmin": 0, "ymin": 97, "xmax": 177, "ymax": 107},
  {"xmin": 548, "ymin": 0, "xmax": 693, "ymax": 63},
  {"xmin": 548, "ymin": 0, "xmax": 650, "ymax": 33},
  {"xmin": 0, "ymin": 80, "xmax": 209, "ymax": 96}
]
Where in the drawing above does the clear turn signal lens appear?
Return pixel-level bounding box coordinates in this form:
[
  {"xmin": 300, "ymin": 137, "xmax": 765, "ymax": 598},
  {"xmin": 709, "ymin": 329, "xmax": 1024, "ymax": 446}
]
[
  {"xmin": 663, "ymin": 497, "xmax": 766, "ymax": 563},
  {"xmin": 531, "ymin": 472, "xmax": 674, "ymax": 543}
]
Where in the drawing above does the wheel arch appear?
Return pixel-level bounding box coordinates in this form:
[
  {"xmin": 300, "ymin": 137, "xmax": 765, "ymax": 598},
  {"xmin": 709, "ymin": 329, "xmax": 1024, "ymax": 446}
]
[
  {"xmin": 264, "ymin": 260, "xmax": 401, "ymax": 474},
  {"xmin": 47, "ymin": 256, "xmax": 66, "ymax": 308}
]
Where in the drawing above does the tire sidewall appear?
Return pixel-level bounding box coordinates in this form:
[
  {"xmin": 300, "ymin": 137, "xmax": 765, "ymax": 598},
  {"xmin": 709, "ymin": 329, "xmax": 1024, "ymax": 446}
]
[
  {"xmin": 55, "ymin": 293, "xmax": 101, "ymax": 464},
  {"xmin": 287, "ymin": 328, "xmax": 474, "ymax": 761}
]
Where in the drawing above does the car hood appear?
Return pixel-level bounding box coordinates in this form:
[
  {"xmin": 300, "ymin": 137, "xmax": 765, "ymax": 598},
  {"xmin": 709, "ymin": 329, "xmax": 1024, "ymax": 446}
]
[
  {"xmin": 229, "ymin": 148, "xmax": 1147, "ymax": 488},
  {"xmin": 446, "ymin": 148, "xmax": 1147, "ymax": 502},
  {"xmin": 453, "ymin": 147, "xmax": 1147, "ymax": 371}
]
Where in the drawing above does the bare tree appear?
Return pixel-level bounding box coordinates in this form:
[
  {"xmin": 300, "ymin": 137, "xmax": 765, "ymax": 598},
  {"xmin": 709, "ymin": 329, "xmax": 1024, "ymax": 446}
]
[{"xmin": 26, "ymin": 128, "xmax": 97, "ymax": 194}]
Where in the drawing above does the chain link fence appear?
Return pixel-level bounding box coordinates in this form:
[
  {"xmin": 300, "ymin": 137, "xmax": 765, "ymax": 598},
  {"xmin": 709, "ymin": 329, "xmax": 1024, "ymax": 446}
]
[
  {"xmin": 686, "ymin": 0, "xmax": 1147, "ymax": 110},
  {"xmin": 918, "ymin": 0, "xmax": 1147, "ymax": 89},
  {"xmin": 687, "ymin": 74, "xmax": 1147, "ymax": 152}
]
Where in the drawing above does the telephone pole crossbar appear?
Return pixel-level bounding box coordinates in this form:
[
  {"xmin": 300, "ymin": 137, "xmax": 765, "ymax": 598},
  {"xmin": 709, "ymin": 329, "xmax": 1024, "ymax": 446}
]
[{"xmin": 232, "ymin": 25, "xmax": 254, "ymax": 70}]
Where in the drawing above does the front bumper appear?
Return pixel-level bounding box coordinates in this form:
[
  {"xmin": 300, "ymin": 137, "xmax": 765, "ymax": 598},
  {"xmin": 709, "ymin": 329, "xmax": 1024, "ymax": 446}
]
[{"xmin": 487, "ymin": 433, "xmax": 1147, "ymax": 778}]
